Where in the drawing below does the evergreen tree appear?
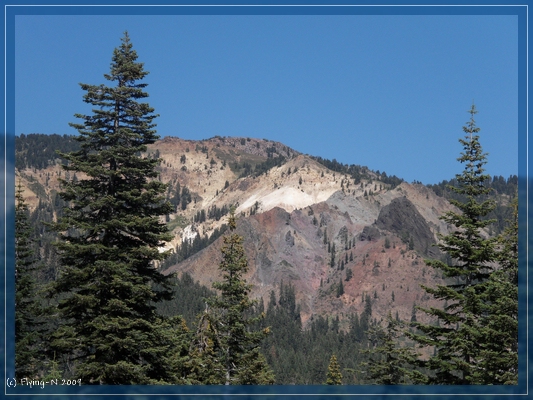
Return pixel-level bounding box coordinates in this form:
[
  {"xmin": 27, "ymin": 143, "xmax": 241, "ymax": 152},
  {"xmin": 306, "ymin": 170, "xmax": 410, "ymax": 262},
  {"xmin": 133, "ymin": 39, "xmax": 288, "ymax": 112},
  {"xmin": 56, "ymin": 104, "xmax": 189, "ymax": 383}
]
[
  {"xmin": 15, "ymin": 182, "xmax": 45, "ymax": 379},
  {"xmin": 345, "ymin": 268, "xmax": 353, "ymax": 282},
  {"xmin": 408, "ymin": 236, "xmax": 415, "ymax": 251},
  {"xmin": 410, "ymin": 303, "xmax": 417, "ymax": 324},
  {"xmin": 330, "ymin": 243, "xmax": 336, "ymax": 268},
  {"xmin": 363, "ymin": 313, "xmax": 426, "ymax": 384},
  {"xmin": 206, "ymin": 209, "xmax": 274, "ymax": 385},
  {"xmin": 356, "ymin": 294, "xmax": 373, "ymax": 338},
  {"xmin": 48, "ymin": 32, "xmax": 180, "ymax": 384},
  {"xmin": 336, "ymin": 279, "xmax": 344, "ymax": 298},
  {"xmin": 474, "ymin": 198, "xmax": 518, "ymax": 384},
  {"xmin": 186, "ymin": 311, "xmax": 225, "ymax": 384},
  {"xmin": 325, "ymin": 354, "xmax": 343, "ymax": 385},
  {"xmin": 408, "ymin": 105, "xmax": 497, "ymax": 384}
]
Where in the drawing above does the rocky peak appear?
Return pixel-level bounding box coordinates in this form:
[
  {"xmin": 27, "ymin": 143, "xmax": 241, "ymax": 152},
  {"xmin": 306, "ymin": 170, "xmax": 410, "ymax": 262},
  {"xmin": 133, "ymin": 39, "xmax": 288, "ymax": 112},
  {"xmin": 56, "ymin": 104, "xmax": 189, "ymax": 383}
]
[{"xmin": 375, "ymin": 196, "xmax": 440, "ymax": 258}]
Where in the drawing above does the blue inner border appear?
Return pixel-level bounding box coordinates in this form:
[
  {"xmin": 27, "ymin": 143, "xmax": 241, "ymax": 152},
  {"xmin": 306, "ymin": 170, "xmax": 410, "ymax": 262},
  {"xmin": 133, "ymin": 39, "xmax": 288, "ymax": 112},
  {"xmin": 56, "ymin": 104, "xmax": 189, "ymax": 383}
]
[{"xmin": 2, "ymin": 2, "xmax": 529, "ymax": 398}]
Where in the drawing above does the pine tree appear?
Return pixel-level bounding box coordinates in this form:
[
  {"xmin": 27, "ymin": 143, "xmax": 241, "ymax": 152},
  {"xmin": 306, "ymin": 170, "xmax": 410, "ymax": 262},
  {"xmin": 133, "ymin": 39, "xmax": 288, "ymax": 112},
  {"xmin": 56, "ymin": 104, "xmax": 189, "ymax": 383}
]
[
  {"xmin": 363, "ymin": 313, "xmax": 426, "ymax": 384},
  {"xmin": 206, "ymin": 208, "xmax": 274, "ymax": 385},
  {"xmin": 360, "ymin": 294, "xmax": 372, "ymax": 334},
  {"xmin": 48, "ymin": 32, "xmax": 180, "ymax": 384},
  {"xmin": 345, "ymin": 268, "xmax": 353, "ymax": 282},
  {"xmin": 408, "ymin": 105, "xmax": 497, "ymax": 384},
  {"xmin": 325, "ymin": 354, "xmax": 343, "ymax": 385},
  {"xmin": 336, "ymin": 279, "xmax": 344, "ymax": 298},
  {"xmin": 186, "ymin": 311, "xmax": 225, "ymax": 384},
  {"xmin": 474, "ymin": 197, "xmax": 518, "ymax": 384},
  {"xmin": 15, "ymin": 182, "xmax": 45, "ymax": 379},
  {"xmin": 330, "ymin": 243, "xmax": 336, "ymax": 268}
]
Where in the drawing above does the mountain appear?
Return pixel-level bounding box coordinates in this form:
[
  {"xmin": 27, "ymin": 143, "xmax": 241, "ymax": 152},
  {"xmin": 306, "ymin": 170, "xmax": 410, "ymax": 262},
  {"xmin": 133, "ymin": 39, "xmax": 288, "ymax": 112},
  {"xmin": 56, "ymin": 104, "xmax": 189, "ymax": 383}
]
[{"xmin": 14, "ymin": 133, "xmax": 516, "ymax": 329}]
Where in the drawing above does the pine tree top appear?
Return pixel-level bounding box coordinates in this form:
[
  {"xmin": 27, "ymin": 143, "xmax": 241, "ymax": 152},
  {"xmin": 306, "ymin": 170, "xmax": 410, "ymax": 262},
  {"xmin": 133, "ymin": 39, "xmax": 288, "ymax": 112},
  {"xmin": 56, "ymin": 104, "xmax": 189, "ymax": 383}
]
[
  {"xmin": 326, "ymin": 354, "xmax": 343, "ymax": 385},
  {"xmin": 453, "ymin": 104, "xmax": 493, "ymax": 199}
]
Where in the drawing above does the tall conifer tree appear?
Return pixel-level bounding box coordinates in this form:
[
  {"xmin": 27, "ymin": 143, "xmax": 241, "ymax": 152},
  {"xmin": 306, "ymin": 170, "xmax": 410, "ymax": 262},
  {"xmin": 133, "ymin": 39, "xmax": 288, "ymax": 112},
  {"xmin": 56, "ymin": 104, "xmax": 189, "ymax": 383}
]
[
  {"xmin": 49, "ymin": 32, "xmax": 179, "ymax": 384},
  {"xmin": 15, "ymin": 182, "xmax": 45, "ymax": 379},
  {"xmin": 409, "ymin": 105, "xmax": 497, "ymax": 384},
  {"xmin": 205, "ymin": 208, "xmax": 274, "ymax": 385}
]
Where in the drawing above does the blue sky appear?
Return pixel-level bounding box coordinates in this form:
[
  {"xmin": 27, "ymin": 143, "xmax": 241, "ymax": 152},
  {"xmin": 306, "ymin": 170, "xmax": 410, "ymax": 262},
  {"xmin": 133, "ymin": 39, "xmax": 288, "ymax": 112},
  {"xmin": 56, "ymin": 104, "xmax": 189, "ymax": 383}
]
[{"xmin": 14, "ymin": 12, "xmax": 519, "ymax": 185}]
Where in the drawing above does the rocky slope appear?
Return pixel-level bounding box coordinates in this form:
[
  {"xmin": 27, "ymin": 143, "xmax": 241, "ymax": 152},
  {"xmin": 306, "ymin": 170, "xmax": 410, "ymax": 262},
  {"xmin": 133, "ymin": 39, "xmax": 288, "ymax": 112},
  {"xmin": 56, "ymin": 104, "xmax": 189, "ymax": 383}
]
[
  {"xmin": 16, "ymin": 135, "xmax": 461, "ymax": 329},
  {"xmin": 163, "ymin": 180, "xmax": 455, "ymax": 329}
]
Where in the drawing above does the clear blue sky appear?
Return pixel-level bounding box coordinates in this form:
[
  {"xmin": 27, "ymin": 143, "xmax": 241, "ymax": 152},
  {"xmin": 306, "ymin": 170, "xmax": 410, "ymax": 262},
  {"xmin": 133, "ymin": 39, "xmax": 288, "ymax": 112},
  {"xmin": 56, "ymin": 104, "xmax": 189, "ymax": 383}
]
[{"xmin": 14, "ymin": 13, "xmax": 518, "ymax": 185}]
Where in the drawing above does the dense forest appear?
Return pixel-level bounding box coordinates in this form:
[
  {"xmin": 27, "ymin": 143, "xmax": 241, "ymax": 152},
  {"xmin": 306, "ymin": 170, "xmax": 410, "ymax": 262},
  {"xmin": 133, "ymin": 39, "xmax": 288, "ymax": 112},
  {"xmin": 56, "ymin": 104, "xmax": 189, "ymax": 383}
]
[
  {"xmin": 14, "ymin": 33, "xmax": 518, "ymax": 388},
  {"xmin": 15, "ymin": 133, "xmax": 80, "ymax": 170}
]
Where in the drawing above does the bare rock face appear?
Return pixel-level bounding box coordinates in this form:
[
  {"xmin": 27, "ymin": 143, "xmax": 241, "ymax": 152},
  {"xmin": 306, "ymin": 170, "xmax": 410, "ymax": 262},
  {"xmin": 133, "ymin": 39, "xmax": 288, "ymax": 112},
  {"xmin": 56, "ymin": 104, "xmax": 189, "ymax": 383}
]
[
  {"xmin": 359, "ymin": 225, "xmax": 380, "ymax": 242},
  {"xmin": 375, "ymin": 197, "xmax": 440, "ymax": 257},
  {"xmin": 285, "ymin": 230, "xmax": 295, "ymax": 247}
]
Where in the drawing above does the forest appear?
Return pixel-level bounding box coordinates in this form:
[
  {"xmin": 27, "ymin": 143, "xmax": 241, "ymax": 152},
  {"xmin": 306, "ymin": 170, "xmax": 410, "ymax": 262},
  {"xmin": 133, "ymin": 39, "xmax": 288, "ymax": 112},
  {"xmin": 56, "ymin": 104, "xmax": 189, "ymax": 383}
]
[{"xmin": 14, "ymin": 32, "xmax": 518, "ymax": 387}]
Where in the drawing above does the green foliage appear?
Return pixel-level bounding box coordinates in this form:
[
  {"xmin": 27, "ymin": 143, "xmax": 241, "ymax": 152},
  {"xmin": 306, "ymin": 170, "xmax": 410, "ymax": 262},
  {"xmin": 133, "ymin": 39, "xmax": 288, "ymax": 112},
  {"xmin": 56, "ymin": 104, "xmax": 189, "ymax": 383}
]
[
  {"xmin": 336, "ymin": 279, "xmax": 344, "ymax": 298},
  {"xmin": 203, "ymin": 209, "xmax": 274, "ymax": 384},
  {"xmin": 15, "ymin": 182, "xmax": 48, "ymax": 379},
  {"xmin": 310, "ymin": 156, "xmax": 402, "ymax": 188},
  {"xmin": 186, "ymin": 312, "xmax": 226, "ymax": 384},
  {"xmin": 363, "ymin": 313, "xmax": 427, "ymax": 384},
  {"xmin": 269, "ymin": 314, "xmax": 334, "ymax": 384},
  {"xmin": 180, "ymin": 186, "xmax": 193, "ymax": 210},
  {"xmin": 345, "ymin": 268, "xmax": 353, "ymax": 282},
  {"xmin": 474, "ymin": 198, "xmax": 518, "ymax": 384},
  {"xmin": 165, "ymin": 181, "xmax": 194, "ymax": 212},
  {"xmin": 48, "ymin": 32, "xmax": 178, "ymax": 384},
  {"xmin": 156, "ymin": 273, "xmax": 215, "ymax": 328},
  {"xmin": 193, "ymin": 209, "xmax": 207, "ymax": 223},
  {"xmin": 409, "ymin": 105, "xmax": 514, "ymax": 385},
  {"xmin": 20, "ymin": 174, "xmax": 48, "ymax": 200},
  {"xmin": 427, "ymin": 175, "xmax": 517, "ymax": 236},
  {"xmin": 208, "ymin": 203, "xmax": 230, "ymax": 221},
  {"xmin": 15, "ymin": 133, "xmax": 80, "ymax": 170},
  {"xmin": 261, "ymin": 281, "xmax": 377, "ymax": 384},
  {"xmin": 330, "ymin": 243, "xmax": 336, "ymax": 268},
  {"xmin": 325, "ymin": 354, "xmax": 343, "ymax": 385},
  {"xmin": 233, "ymin": 155, "xmax": 287, "ymax": 178},
  {"xmin": 42, "ymin": 353, "xmax": 62, "ymax": 382},
  {"xmin": 166, "ymin": 214, "xmax": 189, "ymax": 232}
]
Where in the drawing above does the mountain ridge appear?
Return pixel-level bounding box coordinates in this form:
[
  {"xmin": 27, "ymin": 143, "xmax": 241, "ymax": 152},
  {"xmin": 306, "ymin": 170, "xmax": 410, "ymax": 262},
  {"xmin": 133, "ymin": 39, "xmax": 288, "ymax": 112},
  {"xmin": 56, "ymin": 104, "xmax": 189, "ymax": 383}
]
[{"xmin": 14, "ymin": 133, "xmax": 516, "ymax": 329}]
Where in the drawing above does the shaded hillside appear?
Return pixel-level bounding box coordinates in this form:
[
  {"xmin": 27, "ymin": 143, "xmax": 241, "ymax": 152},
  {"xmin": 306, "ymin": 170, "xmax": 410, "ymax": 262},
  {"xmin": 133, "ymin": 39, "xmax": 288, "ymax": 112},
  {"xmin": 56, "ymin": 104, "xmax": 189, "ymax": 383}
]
[{"xmin": 375, "ymin": 197, "xmax": 440, "ymax": 258}]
